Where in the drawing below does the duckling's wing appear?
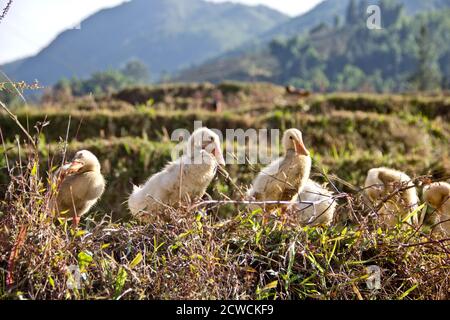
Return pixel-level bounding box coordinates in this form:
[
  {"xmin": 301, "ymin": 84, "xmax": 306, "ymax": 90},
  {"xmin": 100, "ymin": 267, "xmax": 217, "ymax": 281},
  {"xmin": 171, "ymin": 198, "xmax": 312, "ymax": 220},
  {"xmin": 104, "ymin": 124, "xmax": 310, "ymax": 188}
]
[
  {"xmin": 85, "ymin": 173, "xmax": 106, "ymax": 200},
  {"xmin": 273, "ymin": 157, "xmax": 308, "ymax": 201},
  {"xmin": 63, "ymin": 175, "xmax": 90, "ymax": 201},
  {"xmin": 249, "ymin": 157, "xmax": 284, "ymax": 200},
  {"xmin": 56, "ymin": 175, "xmax": 85, "ymax": 214}
]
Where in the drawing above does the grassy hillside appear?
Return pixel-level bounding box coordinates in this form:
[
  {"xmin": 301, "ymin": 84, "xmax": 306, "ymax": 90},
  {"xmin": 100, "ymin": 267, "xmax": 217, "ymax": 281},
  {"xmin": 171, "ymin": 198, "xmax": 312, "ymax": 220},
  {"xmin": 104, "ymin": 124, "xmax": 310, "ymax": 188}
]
[{"xmin": 1, "ymin": 82, "xmax": 449, "ymax": 299}]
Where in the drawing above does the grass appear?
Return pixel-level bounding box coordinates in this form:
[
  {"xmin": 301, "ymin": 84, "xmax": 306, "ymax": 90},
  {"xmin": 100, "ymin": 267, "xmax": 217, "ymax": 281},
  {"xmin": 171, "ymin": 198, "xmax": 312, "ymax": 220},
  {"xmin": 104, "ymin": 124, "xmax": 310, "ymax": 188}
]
[
  {"xmin": 2, "ymin": 109, "xmax": 447, "ymax": 159},
  {"xmin": 1, "ymin": 153, "xmax": 449, "ymax": 299},
  {"xmin": 0, "ymin": 87, "xmax": 449, "ymax": 300},
  {"xmin": 1, "ymin": 137, "xmax": 446, "ymax": 221}
]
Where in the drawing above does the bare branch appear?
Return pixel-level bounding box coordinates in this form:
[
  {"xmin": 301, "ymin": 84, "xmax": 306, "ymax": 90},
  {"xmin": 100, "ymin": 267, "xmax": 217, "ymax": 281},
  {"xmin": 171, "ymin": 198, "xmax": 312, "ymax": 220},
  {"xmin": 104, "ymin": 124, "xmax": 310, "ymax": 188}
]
[{"xmin": 0, "ymin": 0, "xmax": 13, "ymax": 24}]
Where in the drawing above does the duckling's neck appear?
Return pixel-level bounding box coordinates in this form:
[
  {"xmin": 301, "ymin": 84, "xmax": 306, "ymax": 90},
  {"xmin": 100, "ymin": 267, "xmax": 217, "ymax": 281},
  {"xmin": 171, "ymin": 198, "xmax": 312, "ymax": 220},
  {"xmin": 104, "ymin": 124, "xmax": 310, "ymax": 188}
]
[
  {"xmin": 78, "ymin": 165, "xmax": 101, "ymax": 174},
  {"xmin": 285, "ymin": 148, "xmax": 302, "ymax": 157},
  {"xmin": 187, "ymin": 149, "xmax": 215, "ymax": 166},
  {"xmin": 285, "ymin": 148, "xmax": 294, "ymax": 154}
]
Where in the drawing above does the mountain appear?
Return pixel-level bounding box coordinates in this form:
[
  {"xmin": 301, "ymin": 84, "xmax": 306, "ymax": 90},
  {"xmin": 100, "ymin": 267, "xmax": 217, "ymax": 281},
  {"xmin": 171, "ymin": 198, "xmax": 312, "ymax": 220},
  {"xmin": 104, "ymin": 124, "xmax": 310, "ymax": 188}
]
[
  {"xmin": 262, "ymin": 0, "xmax": 450, "ymax": 41},
  {"xmin": 177, "ymin": 1, "xmax": 450, "ymax": 92},
  {"xmin": 177, "ymin": 0, "xmax": 450, "ymax": 88},
  {"xmin": 1, "ymin": 0, "xmax": 288, "ymax": 85}
]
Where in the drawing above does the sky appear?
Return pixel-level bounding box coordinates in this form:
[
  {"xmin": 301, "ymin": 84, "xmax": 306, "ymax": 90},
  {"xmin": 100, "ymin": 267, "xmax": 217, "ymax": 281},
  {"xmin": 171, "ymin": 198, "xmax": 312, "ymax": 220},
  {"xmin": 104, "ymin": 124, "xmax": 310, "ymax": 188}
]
[{"xmin": 0, "ymin": 0, "xmax": 322, "ymax": 65}]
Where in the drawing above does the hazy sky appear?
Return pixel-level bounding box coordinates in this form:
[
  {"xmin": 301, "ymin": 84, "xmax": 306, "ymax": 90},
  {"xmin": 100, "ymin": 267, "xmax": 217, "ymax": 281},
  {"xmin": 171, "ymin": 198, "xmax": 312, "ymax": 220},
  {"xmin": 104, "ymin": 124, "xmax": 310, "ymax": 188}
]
[{"xmin": 0, "ymin": 0, "xmax": 322, "ymax": 65}]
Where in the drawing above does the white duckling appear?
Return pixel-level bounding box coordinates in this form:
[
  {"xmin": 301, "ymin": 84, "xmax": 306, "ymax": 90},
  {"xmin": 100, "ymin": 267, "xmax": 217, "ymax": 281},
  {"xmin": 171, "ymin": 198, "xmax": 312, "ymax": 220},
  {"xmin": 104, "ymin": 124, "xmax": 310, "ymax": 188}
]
[
  {"xmin": 55, "ymin": 150, "xmax": 105, "ymax": 222},
  {"xmin": 364, "ymin": 167, "xmax": 419, "ymax": 228},
  {"xmin": 247, "ymin": 128, "xmax": 312, "ymax": 210},
  {"xmin": 291, "ymin": 179, "xmax": 337, "ymax": 227},
  {"xmin": 128, "ymin": 127, "xmax": 225, "ymax": 221},
  {"xmin": 423, "ymin": 182, "xmax": 450, "ymax": 236}
]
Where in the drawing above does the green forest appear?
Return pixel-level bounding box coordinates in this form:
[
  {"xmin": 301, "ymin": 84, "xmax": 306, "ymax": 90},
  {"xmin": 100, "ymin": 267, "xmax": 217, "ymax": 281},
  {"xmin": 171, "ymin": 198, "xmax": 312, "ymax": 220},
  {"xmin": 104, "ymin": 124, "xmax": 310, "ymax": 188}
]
[
  {"xmin": 270, "ymin": 0, "xmax": 450, "ymax": 92},
  {"xmin": 179, "ymin": 0, "xmax": 450, "ymax": 93}
]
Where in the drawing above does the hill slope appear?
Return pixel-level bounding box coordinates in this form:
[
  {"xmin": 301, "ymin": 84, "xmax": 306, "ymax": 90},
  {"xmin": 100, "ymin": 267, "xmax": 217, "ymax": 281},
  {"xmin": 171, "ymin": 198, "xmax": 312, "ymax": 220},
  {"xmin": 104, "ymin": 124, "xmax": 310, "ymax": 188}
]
[
  {"xmin": 175, "ymin": 0, "xmax": 432, "ymax": 78},
  {"xmin": 177, "ymin": 1, "xmax": 450, "ymax": 92},
  {"xmin": 262, "ymin": 0, "xmax": 450, "ymax": 41},
  {"xmin": 1, "ymin": 0, "xmax": 287, "ymax": 85}
]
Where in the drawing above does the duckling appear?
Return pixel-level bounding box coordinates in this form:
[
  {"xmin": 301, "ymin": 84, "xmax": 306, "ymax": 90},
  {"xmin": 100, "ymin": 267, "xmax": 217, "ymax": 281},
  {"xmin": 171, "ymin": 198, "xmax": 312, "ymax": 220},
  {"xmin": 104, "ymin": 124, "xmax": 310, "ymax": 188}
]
[
  {"xmin": 364, "ymin": 167, "xmax": 419, "ymax": 228},
  {"xmin": 128, "ymin": 127, "xmax": 225, "ymax": 221},
  {"xmin": 291, "ymin": 179, "xmax": 337, "ymax": 227},
  {"xmin": 247, "ymin": 128, "xmax": 311, "ymax": 210},
  {"xmin": 423, "ymin": 182, "xmax": 450, "ymax": 236},
  {"xmin": 55, "ymin": 150, "xmax": 105, "ymax": 222}
]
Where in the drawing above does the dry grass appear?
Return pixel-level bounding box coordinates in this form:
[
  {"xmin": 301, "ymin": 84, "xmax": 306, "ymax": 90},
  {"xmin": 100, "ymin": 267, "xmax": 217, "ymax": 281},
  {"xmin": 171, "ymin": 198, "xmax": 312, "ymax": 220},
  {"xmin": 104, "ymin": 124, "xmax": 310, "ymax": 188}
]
[
  {"xmin": 1, "ymin": 138, "xmax": 449, "ymax": 300},
  {"xmin": 1, "ymin": 91, "xmax": 449, "ymax": 300}
]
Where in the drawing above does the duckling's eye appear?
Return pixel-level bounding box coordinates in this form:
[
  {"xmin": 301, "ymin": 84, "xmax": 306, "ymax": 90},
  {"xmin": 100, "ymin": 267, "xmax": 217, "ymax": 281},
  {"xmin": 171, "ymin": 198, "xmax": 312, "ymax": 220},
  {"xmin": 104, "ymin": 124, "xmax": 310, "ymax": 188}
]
[
  {"xmin": 210, "ymin": 137, "xmax": 214, "ymax": 142},
  {"xmin": 289, "ymin": 136, "xmax": 293, "ymax": 140}
]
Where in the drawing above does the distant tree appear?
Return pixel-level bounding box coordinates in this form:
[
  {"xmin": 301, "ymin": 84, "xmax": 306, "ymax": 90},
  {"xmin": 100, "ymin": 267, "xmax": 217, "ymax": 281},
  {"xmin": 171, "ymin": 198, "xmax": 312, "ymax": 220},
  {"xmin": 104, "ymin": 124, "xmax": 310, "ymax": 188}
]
[
  {"xmin": 359, "ymin": 0, "xmax": 369, "ymax": 17},
  {"xmin": 247, "ymin": 63, "xmax": 272, "ymax": 81},
  {"xmin": 346, "ymin": 0, "xmax": 360, "ymax": 26},
  {"xmin": 311, "ymin": 69, "xmax": 330, "ymax": 92},
  {"xmin": 441, "ymin": 52, "xmax": 450, "ymax": 89},
  {"xmin": 50, "ymin": 61, "xmax": 150, "ymax": 98},
  {"xmin": 410, "ymin": 25, "xmax": 442, "ymax": 91},
  {"xmin": 334, "ymin": 15, "xmax": 342, "ymax": 29},
  {"xmin": 269, "ymin": 38, "xmax": 290, "ymax": 64},
  {"xmin": 379, "ymin": 0, "xmax": 404, "ymax": 28},
  {"xmin": 84, "ymin": 70, "xmax": 132, "ymax": 95},
  {"xmin": 288, "ymin": 44, "xmax": 325, "ymax": 84},
  {"xmin": 310, "ymin": 23, "xmax": 329, "ymax": 35},
  {"xmin": 122, "ymin": 60, "xmax": 150, "ymax": 83},
  {"xmin": 369, "ymin": 70, "xmax": 388, "ymax": 93},
  {"xmin": 269, "ymin": 37, "xmax": 298, "ymax": 82},
  {"xmin": 52, "ymin": 78, "xmax": 73, "ymax": 102},
  {"xmin": 335, "ymin": 65, "xmax": 367, "ymax": 91},
  {"xmin": 51, "ymin": 70, "xmax": 132, "ymax": 98}
]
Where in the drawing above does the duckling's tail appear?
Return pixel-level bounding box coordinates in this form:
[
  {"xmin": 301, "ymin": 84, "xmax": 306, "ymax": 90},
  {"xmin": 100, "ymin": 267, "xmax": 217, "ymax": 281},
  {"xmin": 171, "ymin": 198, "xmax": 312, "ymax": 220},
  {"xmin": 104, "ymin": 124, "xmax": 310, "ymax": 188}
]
[
  {"xmin": 128, "ymin": 185, "xmax": 145, "ymax": 215},
  {"xmin": 132, "ymin": 184, "xmax": 142, "ymax": 193}
]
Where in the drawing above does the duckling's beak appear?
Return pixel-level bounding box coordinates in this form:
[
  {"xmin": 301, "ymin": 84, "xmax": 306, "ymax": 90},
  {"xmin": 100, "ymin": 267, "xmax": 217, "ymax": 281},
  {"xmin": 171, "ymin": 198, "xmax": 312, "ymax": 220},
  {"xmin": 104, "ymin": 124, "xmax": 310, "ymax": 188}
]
[
  {"xmin": 213, "ymin": 148, "xmax": 226, "ymax": 166},
  {"xmin": 67, "ymin": 160, "xmax": 84, "ymax": 173},
  {"xmin": 294, "ymin": 138, "xmax": 309, "ymax": 156}
]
